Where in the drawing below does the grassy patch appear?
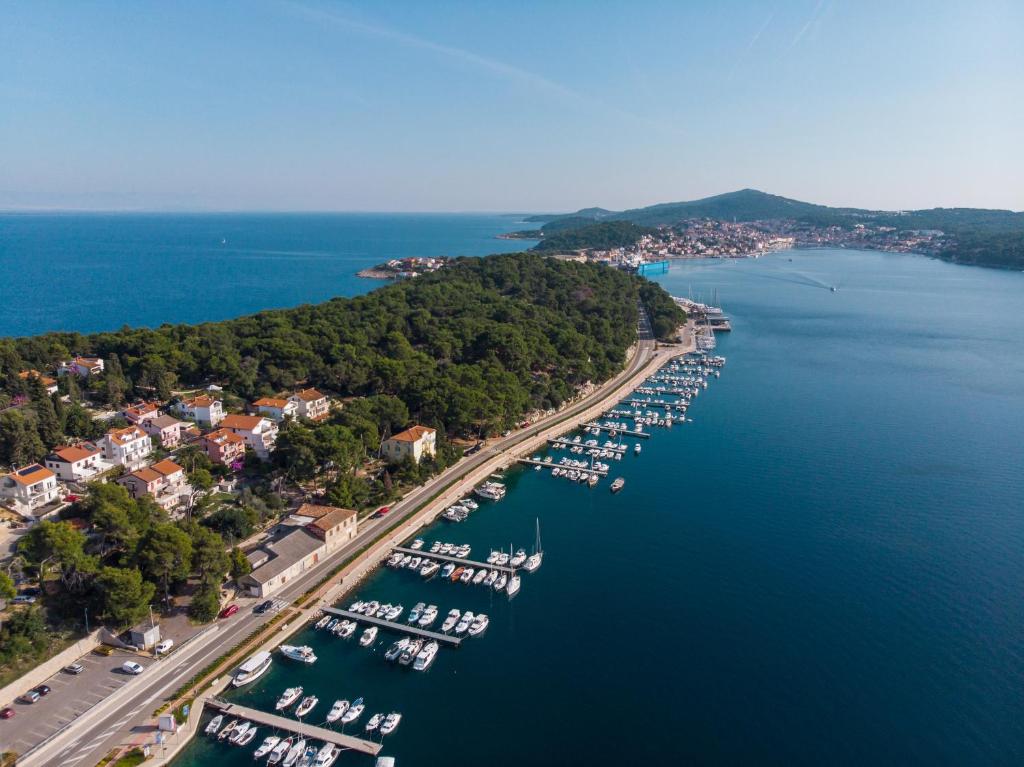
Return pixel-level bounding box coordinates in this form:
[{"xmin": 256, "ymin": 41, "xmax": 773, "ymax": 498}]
[{"xmin": 111, "ymin": 748, "xmax": 147, "ymax": 767}]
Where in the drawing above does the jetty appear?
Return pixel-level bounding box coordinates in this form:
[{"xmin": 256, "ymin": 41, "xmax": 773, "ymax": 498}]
[
  {"xmin": 391, "ymin": 545, "xmax": 515, "ymax": 575},
  {"xmin": 621, "ymin": 399, "xmax": 680, "ymax": 408},
  {"xmin": 517, "ymin": 457, "xmax": 608, "ymax": 476},
  {"xmin": 321, "ymin": 607, "xmax": 462, "ymax": 647},
  {"xmin": 547, "ymin": 437, "xmax": 627, "ymax": 452},
  {"xmin": 204, "ymin": 698, "xmax": 382, "ymax": 755},
  {"xmin": 582, "ymin": 422, "xmax": 651, "ymax": 438}
]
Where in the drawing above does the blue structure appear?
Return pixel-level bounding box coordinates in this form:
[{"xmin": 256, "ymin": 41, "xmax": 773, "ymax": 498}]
[{"xmin": 637, "ymin": 260, "xmax": 670, "ymax": 276}]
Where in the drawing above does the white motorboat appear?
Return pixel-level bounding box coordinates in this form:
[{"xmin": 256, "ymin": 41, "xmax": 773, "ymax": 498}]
[
  {"xmin": 365, "ymin": 713, "xmax": 384, "ymax": 733},
  {"xmin": 441, "ymin": 609, "xmax": 460, "ymax": 632},
  {"xmin": 375, "ymin": 603, "xmax": 391, "ymax": 618},
  {"xmin": 510, "ymin": 549, "xmax": 527, "ymax": 567},
  {"xmin": 506, "ymin": 574, "xmax": 521, "ymax": 597},
  {"xmin": 406, "ymin": 556, "xmax": 421, "ymax": 570},
  {"xmin": 472, "ymin": 568, "xmax": 488, "ymax": 584},
  {"xmin": 340, "ymin": 697, "xmax": 364, "ymax": 724},
  {"xmin": 348, "ymin": 600, "xmax": 365, "ymax": 613},
  {"xmin": 460, "ymin": 567, "xmax": 474, "ymax": 583},
  {"xmin": 295, "ymin": 695, "xmax": 318, "ymax": 718},
  {"xmin": 494, "ymin": 573, "xmax": 508, "ymax": 591},
  {"xmin": 232, "ymin": 650, "xmax": 272, "ymax": 687},
  {"xmin": 484, "ymin": 569, "xmax": 499, "ymax": 586},
  {"xmin": 314, "ymin": 743, "xmax": 340, "ymax": 767},
  {"xmin": 326, "ymin": 700, "xmax": 349, "ymax": 723},
  {"xmin": 227, "ymin": 721, "xmax": 251, "ymax": 744},
  {"xmin": 417, "ymin": 604, "xmax": 438, "ymax": 628},
  {"xmin": 456, "ymin": 544, "xmax": 471, "ymax": 558},
  {"xmin": 496, "ymin": 552, "xmax": 510, "ymax": 566},
  {"xmin": 268, "ymin": 737, "xmax": 293, "ymax": 765},
  {"xmin": 236, "ymin": 725, "xmax": 257, "ymax": 746},
  {"xmin": 280, "ymin": 645, "xmax": 317, "ymax": 664},
  {"xmin": 204, "ymin": 714, "xmax": 223, "ymax": 735},
  {"xmin": 439, "ymin": 543, "xmax": 453, "ymax": 555},
  {"xmin": 462, "ymin": 498, "xmax": 479, "ymax": 510},
  {"xmin": 276, "ymin": 686, "xmax": 303, "ymax": 710},
  {"xmin": 455, "ymin": 611, "xmax": 474, "ymax": 634},
  {"xmin": 413, "ymin": 641, "xmax": 439, "ymax": 671},
  {"xmin": 385, "ymin": 637, "xmax": 410, "ymax": 661},
  {"xmin": 217, "ymin": 719, "xmax": 239, "ymax": 741},
  {"xmin": 315, "ymin": 615, "xmax": 331, "ymax": 630},
  {"xmin": 486, "ymin": 550, "xmax": 500, "ymax": 564},
  {"xmin": 399, "ymin": 638, "xmax": 421, "ymax": 666},
  {"xmin": 338, "ymin": 620, "xmax": 356, "ymax": 639},
  {"xmin": 254, "ymin": 736, "xmax": 281, "ymax": 759},
  {"xmin": 610, "ymin": 477, "xmax": 625, "ymax": 493},
  {"xmin": 359, "ymin": 626, "xmax": 378, "ymax": 646},
  {"xmin": 380, "ymin": 712, "xmax": 402, "ymax": 735},
  {"xmin": 409, "ymin": 538, "xmax": 424, "ymax": 550},
  {"xmin": 440, "ymin": 563, "xmax": 455, "ymax": 578},
  {"xmin": 363, "ymin": 600, "xmax": 380, "ymax": 616},
  {"xmin": 282, "ymin": 738, "xmax": 306, "ymax": 767},
  {"xmin": 408, "ymin": 602, "xmax": 425, "ymax": 623},
  {"xmin": 468, "ymin": 613, "xmax": 489, "ymax": 636},
  {"xmin": 385, "ymin": 604, "xmax": 403, "ymax": 621},
  {"xmin": 420, "ymin": 560, "xmax": 439, "ymax": 578}
]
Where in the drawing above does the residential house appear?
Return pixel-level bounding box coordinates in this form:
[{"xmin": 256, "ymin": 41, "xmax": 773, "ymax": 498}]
[
  {"xmin": 289, "ymin": 388, "xmax": 330, "ymax": 421},
  {"xmin": 294, "ymin": 503, "xmax": 357, "ymax": 551},
  {"xmin": 119, "ymin": 459, "xmax": 190, "ymax": 512},
  {"xmin": 381, "ymin": 425, "xmax": 437, "ymax": 464},
  {"xmin": 121, "ymin": 402, "xmax": 162, "ymax": 425},
  {"xmin": 141, "ymin": 414, "xmax": 184, "ymax": 448},
  {"xmin": 0, "ymin": 464, "xmax": 60, "ymax": 514},
  {"xmin": 44, "ymin": 444, "xmax": 105, "ymax": 482},
  {"xmin": 201, "ymin": 428, "xmax": 246, "ymax": 466},
  {"xmin": 57, "ymin": 356, "xmax": 105, "ymax": 378},
  {"xmin": 253, "ymin": 397, "xmax": 298, "ymax": 422},
  {"xmin": 221, "ymin": 414, "xmax": 278, "ymax": 460},
  {"xmin": 18, "ymin": 370, "xmax": 58, "ymax": 395},
  {"xmin": 99, "ymin": 425, "xmax": 153, "ymax": 471},
  {"xmin": 171, "ymin": 396, "xmax": 224, "ymax": 427}
]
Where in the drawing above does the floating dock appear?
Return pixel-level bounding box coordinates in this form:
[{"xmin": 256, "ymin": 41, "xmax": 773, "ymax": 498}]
[
  {"xmin": 547, "ymin": 437, "xmax": 627, "ymax": 453},
  {"xmin": 204, "ymin": 698, "xmax": 382, "ymax": 755},
  {"xmin": 621, "ymin": 399, "xmax": 681, "ymax": 408},
  {"xmin": 581, "ymin": 422, "xmax": 651, "ymax": 438},
  {"xmin": 321, "ymin": 607, "xmax": 462, "ymax": 647},
  {"xmin": 517, "ymin": 458, "xmax": 608, "ymax": 476},
  {"xmin": 391, "ymin": 546, "xmax": 514, "ymax": 575}
]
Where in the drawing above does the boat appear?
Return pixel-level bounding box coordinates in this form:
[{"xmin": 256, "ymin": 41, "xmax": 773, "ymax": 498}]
[
  {"xmin": 406, "ymin": 556, "xmax": 421, "ymax": 570},
  {"xmin": 326, "ymin": 699, "xmax": 349, "ymax": 723},
  {"xmin": 276, "ymin": 686, "xmax": 303, "ymax": 710},
  {"xmin": 440, "ymin": 563, "xmax": 455, "ymax": 579},
  {"xmin": 450, "ymin": 566, "xmax": 465, "ymax": 582},
  {"xmin": 236, "ymin": 725, "xmax": 257, "ymax": 746},
  {"xmin": 359, "ymin": 626, "xmax": 378, "ymax": 646},
  {"xmin": 217, "ymin": 719, "xmax": 239, "ymax": 741},
  {"xmin": 441, "ymin": 608, "xmax": 460, "ymax": 632},
  {"xmin": 420, "ymin": 560, "xmax": 439, "ymax": 578},
  {"xmin": 468, "ymin": 613, "xmax": 489, "ymax": 636},
  {"xmin": 462, "ymin": 498, "xmax": 479, "ymax": 510},
  {"xmin": 340, "ymin": 697, "xmax": 364, "ymax": 724},
  {"xmin": 254, "ymin": 736, "xmax": 281, "ymax": 759},
  {"xmin": 380, "ymin": 712, "xmax": 402, "ymax": 735},
  {"xmin": 280, "ymin": 645, "xmax": 317, "ymax": 664},
  {"xmin": 375, "ymin": 603, "xmax": 391, "ymax": 618},
  {"xmin": 232, "ymin": 650, "xmax": 273, "ymax": 687},
  {"xmin": 417, "ymin": 604, "xmax": 438, "ymax": 627},
  {"xmin": 408, "ymin": 602, "xmax": 425, "ymax": 623},
  {"xmin": 456, "ymin": 544, "xmax": 471, "ymax": 558},
  {"xmin": 282, "ymin": 738, "xmax": 306, "ymax": 767},
  {"xmin": 295, "ymin": 695, "xmax": 319, "ymax": 718},
  {"xmin": 268, "ymin": 737, "xmax": 293, "ymax": 765},
  {"xmin": 365, "ymin": 713, "xmax": 384, "ymax": 732},
  {"xmin": 298, "ymin": 744, "xmax": 318, "ymax": 767},
  {"xmin": 338, "ymin": 621, "xmax": 356, "ymax": 639},
  {"xmin": 385, "ymin": 637, "xmax": 410, "ymax": 661},
  {"xmin": 484, "ymin": 569, "xmax": 499, "ymax": 586},
  {"xmin": 523, "ymin": 519, "xmax": 544, "ymax": 572},
  {"xmin": 429, "ymin": 541, "xmax": 441, "ymax": 553},
  {"xmin": 610, "ymin": 477, "xmax": 625, "ymax": 493},
  {"xmin": 385, "ymin": 604, "xmax": 403, "ymax": 621},
  {"xmin": 204, "ymin": 714, "xmax": 223, "ymax": 735},
  {"xmin": 410, "ymin": 538, "xmax": 424, "ymax": 550},
  {"xmin": 315, "ymin": 615, "xmax": 331, "ymax": 630},
  {"xmin": 494, "ymin": 573, "xmax": 508, "ymax": 591},
  {"xmin": 506, "ymin": 573, "xmax": 521, "ymax": 597},
  {"xmin": 413, "ymin": 640, "xmax": 439, "ymax": 671},
  {"xmin": 228, "ymin": 722, "xmax": 251, "ymax": 745},
  {"xmin": 363, "ymin": 600, "xmax": 380, "ymax": 616},
  {"xmin": 348, "ymin": 600, "xmax": 364, "ymax": 613},
  {"xmin": 455, "ymin": 611, "xmax": 474, "ymax": 634},
  {"xmin": 486, "ymin": 550, "xmax": 500, "ymax": 564},
  {"xmin": 460, "ymin": 567, "xmax": 474, "ymax": 583},
  {"xmin": 325, "ymin": 618, "xmax": 338, "ymax": 631},
  {"xmin": 472, "ymin": 568, "xmax": 488, "ymax": 584},
  {"xmin": 399, "ymin": 638, "xmax": 422, "ymax": 666},
  {"xmin": 439, "ymin": 543, "xmax": 453, "ymax": 555},
  {"xmin": 510, "ymin": 548, "xmax": 527, "ymax": 568},
  {"xmin": 314, "ymin": 743, "xmax": 340, "ymax": 767}
]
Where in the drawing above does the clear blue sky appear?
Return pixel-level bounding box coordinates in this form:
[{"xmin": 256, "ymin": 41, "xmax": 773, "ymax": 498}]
[{"xmin": 2, "ymin": 0, "xmax": 1021, "ymax": 212}]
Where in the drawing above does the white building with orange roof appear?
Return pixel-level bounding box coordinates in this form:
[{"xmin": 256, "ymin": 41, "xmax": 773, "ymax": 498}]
[
  {"xmin": 221, "ymin": 414, "xmax": 278, "ymax": 460},
  {"xmin": 381, "ymin": 424, "xmax": 437, "ymax": 464},
  {"xmin": 171, "ymin": 395, "xmax": 224, "ymax": 427},
  {"xmin": 121, "ymin": 402, "xmax": 162, "ymax": 425},
  {"xmin": 98, "ymin": 425, "xmax": 153, "ymax": 470},
  {"xmin": 118, "ymin": 458, "xmax": 191, "ymax": 512},
  {"xmin": 289, "ymin": 388, "xmax": 330, "ymax": 421},
  {"xmin": 57, "ymin": 356, "xmax": 105, "ymax": 378},
  {"xmin": 0, "ymin": 464, "xmax": 60, "ymax": 513},
  {"xmin": 253, "ymin": 396, "xmax": 298, "ymax": 422},
  {"xmin": 44, "ymin": 444, "xmax": 106, "ymax": 482},
  {"xmin": 18, "ymin": 370, "xmax": 59, "ymax": 395}
]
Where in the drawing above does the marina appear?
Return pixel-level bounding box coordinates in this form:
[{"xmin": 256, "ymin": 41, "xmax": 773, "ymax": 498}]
[
  {"xmin": 516, "ymin": 457, "xmax": 609, "ymax": 476},
  {"xmin": 390, "ymin": 546, "xmax": 516, "ymax": 575},
  {"xmin": 320, "ymin": 608, "xmax": 464, "ymax": 647},
  {"xmin": 547, "ymin": 436, "xmax": 628, "ymax": 452},
  {"xmin": 581, "ymin": 422, "xmax": 651, "ymax": 438}
]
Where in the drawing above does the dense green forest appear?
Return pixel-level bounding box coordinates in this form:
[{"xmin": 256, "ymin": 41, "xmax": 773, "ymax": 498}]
[
  {"xmin": 531, "ymin": 221, "xmax": 654, "ymax": 254},
  {"xmin": 1, "ymin": 253, "xmax": 684, "ymax": 441}
]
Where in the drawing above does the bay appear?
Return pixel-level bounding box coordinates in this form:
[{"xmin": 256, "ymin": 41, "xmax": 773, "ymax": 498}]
[{"xmin": 175, "ymin": 248, "xmax": 1024, "ymax": 766}]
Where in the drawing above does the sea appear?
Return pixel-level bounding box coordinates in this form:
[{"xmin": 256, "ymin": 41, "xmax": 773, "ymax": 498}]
[{"xmin": 6, "ymin": 214, "xmax": 1022, "ymax": 765}]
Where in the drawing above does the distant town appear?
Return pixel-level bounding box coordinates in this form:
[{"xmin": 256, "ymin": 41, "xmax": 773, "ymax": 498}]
[{"xmin": 357, "ymin": 256, "xmax": 452, "ymax": 280}]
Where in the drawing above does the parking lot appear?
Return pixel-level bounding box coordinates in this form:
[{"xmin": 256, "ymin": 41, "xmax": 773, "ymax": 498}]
[{"xmin": 0, "ymin": 648, "xmax": 156, "ymax": 755}]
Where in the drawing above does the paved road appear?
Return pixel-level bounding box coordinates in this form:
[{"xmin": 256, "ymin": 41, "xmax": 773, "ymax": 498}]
[{"xmin": 19, "ymin": 314, "xmax": 661, "ymax": 767}]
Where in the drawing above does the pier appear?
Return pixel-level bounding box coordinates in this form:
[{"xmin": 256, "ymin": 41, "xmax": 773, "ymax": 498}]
[
  {"xmin": 582, "ymin": 422, "xmax": 651, "ymax": 438},
  {"xmin": 517, "ymin": 457, "xmax": 608, "ymax": 476},
  {"xmin": 321, "ymin": 607, "xmax": 463, "ymax": 647},
  {"xmin": 391, "ymin": 546, "xmax": 515, "ymax": 575},
  {"xmin": 547, "ymin": 437, "xmax": 627, "ymax": 452},
  {"xmin": 621, "ymin": 399, "xmax": 681, "ymax": 408},
  {"xmin": 204, "ymin": 698, "xmax": 382, "ymax": 756}
]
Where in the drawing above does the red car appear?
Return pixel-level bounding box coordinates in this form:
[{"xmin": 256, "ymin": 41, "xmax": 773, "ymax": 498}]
[
  {"xmin": 0, "ymin": 708, "xmax": 14, "ymax": 719},
  {"xmin": 218, "ymin": 603, "xmax": 239, "ymax": 619}
]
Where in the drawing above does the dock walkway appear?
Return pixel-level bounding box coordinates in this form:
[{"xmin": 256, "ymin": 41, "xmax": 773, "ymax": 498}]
[
  {"xmin": 391, "ymin": 546, "xmax": 514, "ymax": 575},
  {"xmin": 322, "ymin": 607, "xmax": 462, "ymax": 647},
  {"xmin": 517, "ymin": 458, "xmax": 609, "ymax": 476},
  {"xmin": 546, "ymin": 437, "xmax": 627, "ymax": 453},
  {"xmin": 582, "ymin": 422, "xmax": 651, "ymax": 438},
  {"xmin": 204, "ymin": 698, "xmax": 382, "ymax": 756}
]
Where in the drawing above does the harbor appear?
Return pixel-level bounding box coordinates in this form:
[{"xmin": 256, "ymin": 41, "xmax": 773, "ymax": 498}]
[
  {"xmin": 389, "ymin": 546, "xmax": 516, "ymax": 575},
  {"xmin": 320, "ymin": 608, "xmax": 463, "ymax": 647}
]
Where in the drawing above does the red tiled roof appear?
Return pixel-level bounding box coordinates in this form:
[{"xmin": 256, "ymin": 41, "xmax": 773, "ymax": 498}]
[
  {"xmin": 388, "ymin": 425, "xmax": 435, "ymax": 443},
  {"xmin": 49, "ymin": 445, "xmax": 100, "ymax": 463},
  {"xmin": 221, "ymin": 414, "xmax": 265, "ymax": 431},
  {"xmin": 7, "ymin": 464, "xmax": 55, "ymax": 486}
]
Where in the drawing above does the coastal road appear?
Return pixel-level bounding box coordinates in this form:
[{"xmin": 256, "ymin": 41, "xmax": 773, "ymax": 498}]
[{"xmin": 20, "ymin": 312, "xmax": 664, "ymax": 767}]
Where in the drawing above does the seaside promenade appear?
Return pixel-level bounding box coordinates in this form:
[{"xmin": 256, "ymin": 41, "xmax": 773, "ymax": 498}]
[{"xmin": 21, "ymin": 316, "xmax": 695, "ymax": 767}]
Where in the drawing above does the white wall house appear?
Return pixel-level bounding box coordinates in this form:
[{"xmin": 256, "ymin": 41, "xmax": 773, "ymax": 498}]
[
  {"xmin": 44, "ymin": 444, "xmax": 106, "ymax": 482},
  {"xmin": 221, "ymin": 414, "xmax": 278, "ymax": 460},
  {"xmin": 381, "ymin": 425, "xmax": 437, "ymax": 464},
  {"xmin": 0, "ymin": 464, "xmax": 60, "ymax": 514},
  {"xmin": 57, "ymin": 356, "xmax": 104, "ymax": 377},
  {"xmin": 289, "ymin": 388, "xmax": 330, "ymax": 421},
  {"xmin": 99, "ymin": 425, "xmax": 153, "ymax": 471},
  {"xmin": 172, "ymin": 396, "xmax": 224, "ymax": 427},
  {"xmin": 253, "ymin": 397, "xmax": 298, "ymax": 422}
]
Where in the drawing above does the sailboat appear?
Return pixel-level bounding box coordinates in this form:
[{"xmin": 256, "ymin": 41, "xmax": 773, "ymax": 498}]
[{"xmin": 522, "ymin": 518, "xmax": 543, "ymax": 573}]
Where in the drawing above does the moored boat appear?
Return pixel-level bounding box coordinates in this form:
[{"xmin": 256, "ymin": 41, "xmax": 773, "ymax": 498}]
[
  {"xmin": 276, "ymin": 686, "xmax": 303, "ymax": 710},
  {"xmin": 280, "ymin": 645, "xmax": 317, "ymax": 664},
  {"xmin": 441, "ymin": 608, "xmax": 460, "ymax": 632},
  {"xmin": 204, "ymin": 714, "xmax": 223, "ymax": 735},
  {"xmin": 359, "ymin": 626, "xmax": 378, "ymax": 646},
  {"xmin": 326, "ymin": 699, "xmax": 349, "ymax": 723},
  {"xmin": 380, "ymin": 712, "xmax": 402, "ymax": 735},
  {"xmin": 295, "ymin": 695, "xmax": 318, "ymax": 718},
  {"xmin": 233, "ymin": 650, "xmax": 273, "ymax": 687},
  {"xmin": 340, "ymin": 697, "xmax": 364, "ymax": 724},
  {"xmin": 254, "ymin": 735, "xmax": 281, "ymax": 758},
  {"xmin": 413, "ymin": 640, "xmax": 439, "ymax": 671}
]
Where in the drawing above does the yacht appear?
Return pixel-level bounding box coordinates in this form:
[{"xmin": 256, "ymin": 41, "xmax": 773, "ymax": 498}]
[
  {"xmin": 385, "ymin": 637, "xmax": 410, "ymax": 661},
  {"xmin": 282, "ymin": 738, "xmax": 306, "ymax": 767},
  {"xmin": 523, "ymin": 519, "xmax": 544, "ymax": 572},
  {"xmin": 441, "ymin": 608, "xmax": 461, "ymax": 632},
  {"xmin": 326, "ymin": 699, "xmax": 349, "ymax": 723},
  {"xmin": 460, "ymin": 567, "xmax": 474, "ymax": 583},
  {"xmin": 506, "ymin": 574, "xmax": 521, "ymax": 597},
  {"xmin": 338, "ymin": 621, "xmax": 356, "ymax": 639},
  {"xmin": 408, "ymin": 602, "xmax": 425, "ymax": 623},
  {"xmin": 399, "ymin": 638, "xmax": 422, "ymax": 666},
  {"xmin": 363, "ymin": 601, "xmax": 380, "ymax": 616},
  {"xmin": 409, "ymin": 538, "xmax": 424, "ymax": 550},
  {"xmin": 365, "ymin": 713, "xmax": 384, "ymax": 733},
  {"xmin": 232, "ymin": 650, "xmax": 272, "ymax": 687},
  {"xmin": 455, "ymin": 611, "xmax": 474, "ymax": 634},
  {"xmin": 268, "ymin": 737, "xmax": 293, "ymax": 765},
  {"xmin": 295, "ymin": 695, "xmax": 318, "ymax": 718},
  {"xmin": 227, "ymin": 722, "xmax": 250, "ymax": 745},
  {"xmin": 440, "ymin": 563, "xmax": 455, "ymax": 579},
  {"xmin": 610, "ymin": 477, "xmax": 625, "ymax": 493},
  {"xmin": 276, "ymin": 686, "xmax": 303, "ymax": 710},
  {"xmin": 359, "ymin": 626, "xmax": 378, "ymax": 646},
  {"xmin": 486, "ymin": 550, "xmax": 500, "ymax": 564},
  {"xmin": 340, "ymin": 698, "xmax": 364, "ymax": 724},
  {"xmin": 385, "ymin": 604, "xmax": 403, "ymax": 621},
  {"xmin": 484, "ymin": 569, "xmax": 499, "ymax": 586},
  {"xmin": 380, "ymin": 712, "xmax": 402, "ymax": 736},
  {"xmin": 468, "ymin": 613, "xmax": 489, "ymax": 636},
  {"xmin": 429, "ymin": 541, "xmax": 442, "ymax": 553},
  {"xmin": 254, "ymin": 736, "xmax": 281, "ymax": 759},
  {"xmin": 417, "ymin": 604, "xmax": 438, "ymax": 627},
  {"xmin": 510, "ymin": 549, "xmax": 527, "ymax": 568},
  {"xmin": 496, "ymin": 552, "xmax": 510, "ymax": 566},
  {"xmin": 217, "ymin": 719, "xmax": 239, "ymax": 741},
  {"xmin": 236, "ymin": 726, "xmax": 258, "ymax": 747},
  {"xmin": 204, "ymin": 714, "xmax": 223, "ymax": 735},
  {"xmin": 420, "ymin": 560, "xmax": 439, "ymax": 578},
  {"xmin": 494, "ymin": 573, "xmax": 508, "ymax": 591},
  {"xmin": 472, "ymin": 568, "xmax": 488, "ymax": 585},
  {"xmin": 280, "ymin": 645, "xmax": 317, "ymax": 664},
  {"xmin": 450, "ymin": 566, "xmax": 465, "ymax": 582},
  {"xmin": 314, "ymin": 744, "xmax": 341, "ymax": 767},
  {"xmin": 456, "ymin": 544, "xmax": 472, "ymax": 558},
  {"xmin": 413, "ymin": 640, "xmax": 439, "ymax": 671}
]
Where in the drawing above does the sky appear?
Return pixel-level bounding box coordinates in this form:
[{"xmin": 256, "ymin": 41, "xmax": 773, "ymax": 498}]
[{"xmin": 1, "ymin": 0, "xmax": 1022, "ymax": 213}]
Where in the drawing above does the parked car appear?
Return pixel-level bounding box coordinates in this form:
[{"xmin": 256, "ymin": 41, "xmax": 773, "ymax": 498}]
[
  {"xmin": 93, "ymin": 645, "xmax": 114, "ymax": 656},
  {"xmin": 33, "ymin": 685, "xmax": 50, "ymax": 696},
  {"xmin": 12, "ymin": 595, "xmax": 36, "ymax": 604},
  {"xmin": 253, "ymin": 600, "xmax": 274, "ymax": 614},
  {"xmin": 121, "ymin": 661, "xmax": 144, "ymax": 675},
  {"xmin": 0, "ymin": 708, "xmax": 14, "ymax": 719},
  {"xmin": 154, "ymin": 639, "xmax": 173, "ymax": 655},
  {"xmin": 63, "ymin": 663, "xmax": 85, "ymax": 675},
  {"xmin": 218, "ymin": 603, "xmax": 239, "ymax": 619},
  {"xmin": 17, "ymin": 691, "xmax": 40, "ymax": 704}
]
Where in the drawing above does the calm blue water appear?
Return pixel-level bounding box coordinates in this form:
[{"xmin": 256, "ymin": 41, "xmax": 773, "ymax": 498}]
[
  {"xmin": 0, "ymin": 213, "xmax": 534, "ymax": 336},
  {"xmin": 171, "ymin": 247, "xmax": 1020, "ymax": 766}
]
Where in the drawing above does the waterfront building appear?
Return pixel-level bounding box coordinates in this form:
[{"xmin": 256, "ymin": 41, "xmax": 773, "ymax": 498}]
[
  {"xmin": 382, "ymin": 424, "xmax": 437, "ymax": 464},
  {"xmin": 98, "ymin": 425, "xmax": 153, "ymax": 471},
  {"xmin": 220, "ymin": 414, "xmax": 278, "ymax": 460},
  {"xmin": 0, "ymin": 464, "xmax": 60, "ymax": 514},
  {"xmin": 253, "ymin": 396, "xmax": 298, "ymax": 421},
  {"xmin": 44, "ymin": 444, "xmax": 106, "ymax": 482},
  {"xmin": 172, "ymin": 395, "xmax": 225, "ymax": 427},
  {"xmin": 289, "ymin": 388, "xmax": 330, "ymax": 421}
]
